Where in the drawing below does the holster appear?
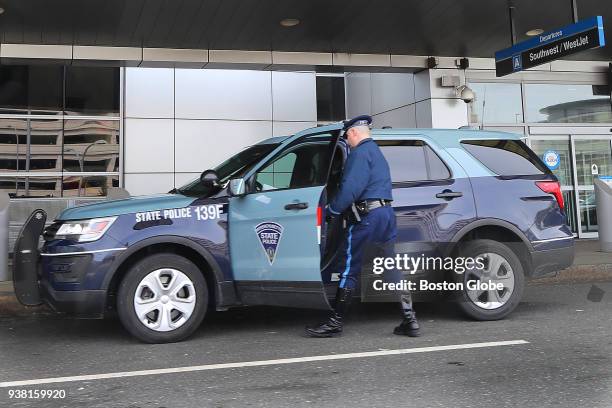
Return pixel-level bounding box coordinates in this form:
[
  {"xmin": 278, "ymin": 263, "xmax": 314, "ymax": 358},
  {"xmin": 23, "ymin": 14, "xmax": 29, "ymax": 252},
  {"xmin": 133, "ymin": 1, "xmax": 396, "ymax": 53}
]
[{"xmin": 344, "ymin": 204, "xmax": 362, "ymax": 224}]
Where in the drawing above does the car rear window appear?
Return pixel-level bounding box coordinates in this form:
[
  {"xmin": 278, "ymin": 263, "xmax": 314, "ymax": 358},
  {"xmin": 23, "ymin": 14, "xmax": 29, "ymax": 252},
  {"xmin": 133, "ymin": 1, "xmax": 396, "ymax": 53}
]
[
  {"xmin": 377, "ymin": 140, "xmax": 451, "ymax": 182},
  {"xmin": 461, "ymin": 139, "xmax": 551, "ymax": 176}
]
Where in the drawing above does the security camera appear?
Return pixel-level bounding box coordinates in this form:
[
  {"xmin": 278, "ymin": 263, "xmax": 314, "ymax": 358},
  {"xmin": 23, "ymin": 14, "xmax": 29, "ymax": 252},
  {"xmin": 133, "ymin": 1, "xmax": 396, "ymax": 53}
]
[{"xmin": 456, "ymin": 85, "xmax": 475, "ymax": 103}]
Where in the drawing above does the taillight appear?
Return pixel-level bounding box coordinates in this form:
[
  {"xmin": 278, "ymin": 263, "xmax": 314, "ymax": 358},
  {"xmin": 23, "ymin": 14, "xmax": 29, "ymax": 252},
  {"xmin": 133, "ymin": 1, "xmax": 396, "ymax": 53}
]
[
  {"xmin": 316, "ymin": 206, "xmax": 323, "ymax": 245},
  {"xmin": 536, "ymin": 181, "xmax": 564, "ymax": 210}
]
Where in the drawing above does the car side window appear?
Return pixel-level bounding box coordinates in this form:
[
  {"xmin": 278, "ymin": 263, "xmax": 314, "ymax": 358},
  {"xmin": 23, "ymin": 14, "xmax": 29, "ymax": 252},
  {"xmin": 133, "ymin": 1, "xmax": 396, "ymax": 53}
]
[
  {"xmin": 256, "ymin": 153, "xmax": 297, "ymax": 190},
  {"xmin": 424, "ymin": 145, "xmax": 451, "ymax": 180},
  {"xmin": 254, "ymin": 137, "xmax": 333, "ymax": 192},
  {"xmin": 377, "ymin": 140, "xmax": 450, "ymax": 182},
  {"xmin": 461, "ymin": 139, "xmax": 550, "ymax": 176}
]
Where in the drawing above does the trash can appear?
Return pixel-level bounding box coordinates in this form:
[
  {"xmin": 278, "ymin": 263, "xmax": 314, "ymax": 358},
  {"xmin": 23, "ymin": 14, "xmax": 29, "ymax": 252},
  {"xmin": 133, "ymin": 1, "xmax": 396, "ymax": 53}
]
[
  {"xmin": 594, "ymin": 176, "xmax": 612, "ymax": 252},
  {"xmin": 0, "ymin": 194, "xmax": 9, "ymax": 281}
]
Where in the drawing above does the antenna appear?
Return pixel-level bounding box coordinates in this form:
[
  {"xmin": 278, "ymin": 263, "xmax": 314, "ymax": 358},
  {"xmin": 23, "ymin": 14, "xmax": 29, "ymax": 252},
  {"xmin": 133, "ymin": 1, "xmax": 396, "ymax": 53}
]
[{"xmin": 480, "ymin": 86, "xmax": 487, "ymax": 130}]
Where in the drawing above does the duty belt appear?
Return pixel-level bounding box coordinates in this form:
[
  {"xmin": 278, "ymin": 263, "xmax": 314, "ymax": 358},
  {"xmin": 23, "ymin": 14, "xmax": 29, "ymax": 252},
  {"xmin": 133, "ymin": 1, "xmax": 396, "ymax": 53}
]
[{"xmin": 355, "ymin": 199, "xmax": 392, "ymax": 214}]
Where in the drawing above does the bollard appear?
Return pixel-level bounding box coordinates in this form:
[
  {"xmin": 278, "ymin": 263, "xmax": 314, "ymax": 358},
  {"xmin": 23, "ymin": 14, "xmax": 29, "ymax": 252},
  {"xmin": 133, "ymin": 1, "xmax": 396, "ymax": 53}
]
[
  {"xmin": 0, "ymin": 194, "xmax": 9, "ymax": 281},
  {"xmin": 594, "ymin": 177, "xmax": 612, "ymax": 252}
]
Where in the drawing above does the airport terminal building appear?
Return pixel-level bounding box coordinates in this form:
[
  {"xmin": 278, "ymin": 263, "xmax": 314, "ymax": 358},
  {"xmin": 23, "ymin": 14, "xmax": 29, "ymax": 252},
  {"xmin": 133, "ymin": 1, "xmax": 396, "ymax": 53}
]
[{"xmin": 0, "ymin": 1, "xmax": 611, "ymax": 240}]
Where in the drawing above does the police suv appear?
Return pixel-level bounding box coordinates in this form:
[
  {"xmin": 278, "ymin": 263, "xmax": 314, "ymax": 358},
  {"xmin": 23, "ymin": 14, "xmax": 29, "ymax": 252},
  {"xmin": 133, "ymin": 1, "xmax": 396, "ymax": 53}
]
[{"xmin": 13, "ymin": 124, "xmax": 574, "ymax": 343}]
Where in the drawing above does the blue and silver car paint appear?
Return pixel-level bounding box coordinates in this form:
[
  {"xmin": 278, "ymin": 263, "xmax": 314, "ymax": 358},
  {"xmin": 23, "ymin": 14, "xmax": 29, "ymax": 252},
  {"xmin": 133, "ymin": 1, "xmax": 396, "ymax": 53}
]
[
  {"xmin": 39, "ymin": 125, "xmax": 574, "ymax": 308},
  {"xmin": 42, "ymin": 194, "xmax": 232, "ymax": 292}
]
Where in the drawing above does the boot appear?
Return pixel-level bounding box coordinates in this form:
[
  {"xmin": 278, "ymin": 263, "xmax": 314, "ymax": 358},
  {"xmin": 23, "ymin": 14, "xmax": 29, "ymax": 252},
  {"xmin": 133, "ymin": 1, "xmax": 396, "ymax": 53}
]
[
  {"xmin": 393, "ymin": 291, "xmax": 420, "ymax": 337},
  {"xmin": 305, "ymin": 287, "xmax": 353, "ymax": 338}
]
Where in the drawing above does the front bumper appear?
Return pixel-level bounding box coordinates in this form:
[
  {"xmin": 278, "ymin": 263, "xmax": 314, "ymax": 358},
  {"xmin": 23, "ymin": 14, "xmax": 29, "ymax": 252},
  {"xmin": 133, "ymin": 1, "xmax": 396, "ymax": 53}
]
[
  {"xmin": 13, "ymin": 210, "xmax": 108, "ymax": 318},
  {"xmin": 38, "ymin": 279, "xmax": 106, "ymax": 317}
]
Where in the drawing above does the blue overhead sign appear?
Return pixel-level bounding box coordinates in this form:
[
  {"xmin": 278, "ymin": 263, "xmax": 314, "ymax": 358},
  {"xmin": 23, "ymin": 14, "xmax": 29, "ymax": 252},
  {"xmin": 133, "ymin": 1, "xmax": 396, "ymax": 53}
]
[{"xmin": 495, "ymin": 16, "xmax": 605, "ymax": 77}]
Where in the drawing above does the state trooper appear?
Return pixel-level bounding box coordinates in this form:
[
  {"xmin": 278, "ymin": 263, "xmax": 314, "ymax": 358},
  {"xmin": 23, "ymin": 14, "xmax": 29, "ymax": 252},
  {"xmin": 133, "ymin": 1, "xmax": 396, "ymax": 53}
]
[{"xmin": 305, "ymin": 115, "xmax": 420, "ymax": 338}]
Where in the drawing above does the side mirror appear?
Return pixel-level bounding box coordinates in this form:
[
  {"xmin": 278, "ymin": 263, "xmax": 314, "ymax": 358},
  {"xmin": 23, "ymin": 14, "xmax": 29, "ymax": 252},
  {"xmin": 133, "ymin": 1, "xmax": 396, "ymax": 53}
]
[
  {"xmin": 228, "ymin": 178, "xmax": 246, "ymax": 197},
  {"xmin": 200, "ymin": 169, "xmax": 219, "ymax": 188}
]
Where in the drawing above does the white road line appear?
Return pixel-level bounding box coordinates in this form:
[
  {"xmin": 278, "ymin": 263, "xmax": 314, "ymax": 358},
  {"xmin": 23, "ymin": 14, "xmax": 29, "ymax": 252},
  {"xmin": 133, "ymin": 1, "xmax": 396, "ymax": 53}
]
[{"xmin": 0, "ymin": 340, "xmax": 528, "ymax": 388}]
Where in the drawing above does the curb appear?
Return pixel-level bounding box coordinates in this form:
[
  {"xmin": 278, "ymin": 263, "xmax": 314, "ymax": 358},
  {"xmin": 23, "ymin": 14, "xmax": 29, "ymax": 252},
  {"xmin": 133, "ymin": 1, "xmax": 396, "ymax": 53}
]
[{"xmin": 530, "ymin": 264, "xmax": 612, "ymax": 285}]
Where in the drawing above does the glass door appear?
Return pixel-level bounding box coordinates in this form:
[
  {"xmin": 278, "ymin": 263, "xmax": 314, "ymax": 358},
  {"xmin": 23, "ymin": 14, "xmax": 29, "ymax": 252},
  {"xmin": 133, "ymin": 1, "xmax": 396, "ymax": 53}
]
[
  {"xmin": 571, "ymin": 136, "xmax": 612, "ymax": 238},
  {"xmin": 528, "ymin": 135, "xmax": 577, "ymax": 234}
]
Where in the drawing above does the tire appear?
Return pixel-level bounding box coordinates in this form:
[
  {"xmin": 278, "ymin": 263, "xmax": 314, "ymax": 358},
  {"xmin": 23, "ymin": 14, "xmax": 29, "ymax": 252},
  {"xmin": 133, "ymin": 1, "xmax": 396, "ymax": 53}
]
[
  {"xmin": 117, "ymin": 253, "xmax": 208, "ymax": 343},
  {"xmin": 453, "ymin": 239, "xmax": 525, "ymax": 321}
]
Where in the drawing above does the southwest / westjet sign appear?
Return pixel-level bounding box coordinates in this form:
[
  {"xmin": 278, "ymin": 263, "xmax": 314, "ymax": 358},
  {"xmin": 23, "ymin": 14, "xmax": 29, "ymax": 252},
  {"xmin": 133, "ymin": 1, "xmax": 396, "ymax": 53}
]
[{"xmin": 495, "ymin": 16, "xmax": 605, "ymax": 77}]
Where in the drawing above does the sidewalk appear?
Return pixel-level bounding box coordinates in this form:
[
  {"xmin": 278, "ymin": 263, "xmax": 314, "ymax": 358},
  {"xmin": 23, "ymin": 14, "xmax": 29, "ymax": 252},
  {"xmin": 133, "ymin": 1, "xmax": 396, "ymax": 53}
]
[{"xmin": 531, "ymin": 239, "xmax": 612, "ymax": 284}]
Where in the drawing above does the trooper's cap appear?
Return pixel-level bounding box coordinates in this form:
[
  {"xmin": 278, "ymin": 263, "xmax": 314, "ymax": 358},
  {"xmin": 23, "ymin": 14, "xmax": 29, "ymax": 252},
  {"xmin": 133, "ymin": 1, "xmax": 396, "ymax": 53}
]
[{"xmin": 343, "ymin": 115, "xmax": 372, "ymax": 131}]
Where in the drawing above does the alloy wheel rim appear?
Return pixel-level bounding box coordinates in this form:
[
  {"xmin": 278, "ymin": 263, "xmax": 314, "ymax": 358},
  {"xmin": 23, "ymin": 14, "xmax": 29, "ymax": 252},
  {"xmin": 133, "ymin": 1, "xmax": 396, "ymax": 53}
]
[
  {"xmin": 465, "ymin": 252, "xmax": 515, "ymax": 310},
  {"xmin": 133, "ymin": 268, "xmax": 197, "ymax": 332}
]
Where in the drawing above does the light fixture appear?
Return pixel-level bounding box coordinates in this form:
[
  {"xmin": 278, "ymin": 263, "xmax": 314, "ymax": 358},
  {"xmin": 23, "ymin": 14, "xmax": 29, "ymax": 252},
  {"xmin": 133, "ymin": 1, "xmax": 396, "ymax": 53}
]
[
  {"xmin": 526, "ymin": 28, "xmax": 544, "ymax": 36},
  {"xmin": 280, "ymin": 18, "xmax": 300, "ymax": 27},
  {"xmin": 0, "ymin": 7, "xmax": 5, "ymax": 15}
]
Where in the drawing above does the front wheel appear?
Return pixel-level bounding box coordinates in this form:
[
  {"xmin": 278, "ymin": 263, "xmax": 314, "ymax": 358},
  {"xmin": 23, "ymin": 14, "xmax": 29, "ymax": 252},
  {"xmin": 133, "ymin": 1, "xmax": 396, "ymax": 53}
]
[
  {"xmin": 454, "ymin": 239, "xmax": 525, "ymax": 321},
  {"xmin": 117, "ymin": 253, "xmax": 208, "ymax": 343}
]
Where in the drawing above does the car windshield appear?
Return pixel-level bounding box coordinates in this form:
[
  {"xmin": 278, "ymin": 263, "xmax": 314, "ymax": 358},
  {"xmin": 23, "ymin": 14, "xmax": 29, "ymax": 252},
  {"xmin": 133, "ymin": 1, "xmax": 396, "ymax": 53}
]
[{"xmin": 176, "ymin": 143, "xmax": 280, "ymax": 197}]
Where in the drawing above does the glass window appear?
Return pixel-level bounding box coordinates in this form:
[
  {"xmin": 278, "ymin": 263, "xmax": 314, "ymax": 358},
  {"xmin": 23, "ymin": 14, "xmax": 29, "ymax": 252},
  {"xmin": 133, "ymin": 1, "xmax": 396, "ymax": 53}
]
[
  {"xmin": 177, "ymin": 143, "xmax": 280, "ymax": 197},
  {"xmin": 377, "ymin": 140, "xmax": 450, "ymax": 182},
  {"xmin": 255, "ymin": 142, "xmax": 331, "ymax": 191},
  {"xmin": 0, "ymin": 65, "xmax": 63, "ymax": 114},
  {"xmin": 0, "ymin": 118, "xmax": 63, "ymax": 173},
  {"xmin": 65, "ymin": 67, "xmax": 120, "ymax": 116},
  {"xmin": 0, "ymin": 65, "xmax": 120, "ymax": 198},
  {"xmin": 574, "ymin": 139, "xmax": 612, "ymax": 187},
  {"xmin": 529, "ymin": 139, "xmax": 573, "ymax": 186},
  {"xmin": 62, "ymin": 119, "xmax": 120, "ymax": 172},
  {"xmin": 524, "ymin": 84, "xmax": 612, "ymax": 123},
  {"xmin": 462, "ymin": 139, "xmax": 551, "ymax": 176},
  {"xmin": 254, "ymin": 135, "xmax": 334, "ymax": 192},
  {"xmin": 257, "ymin": 153, "xmax": 297, "ymax": 190},
  {"xmin": 316, "ymin": 76, "xmax": 346, "ymax": 122},
  {"xmin": 579, "ymin": 190, "xmax": 598, "ymax": 233},
  {"xmin": 62, "ymin": 175, "xmax": 119, "ymax": 197},
  {"xmin": 0, "ymin": 176, "xmax": 63, "ymax": 198},
  {"xmin": 425, "ymin": 146, "xmax": 451, "ymax": 180},
  {"xmin": 469, "ymin": 83, "xmax": 523, "ymax": 124}
]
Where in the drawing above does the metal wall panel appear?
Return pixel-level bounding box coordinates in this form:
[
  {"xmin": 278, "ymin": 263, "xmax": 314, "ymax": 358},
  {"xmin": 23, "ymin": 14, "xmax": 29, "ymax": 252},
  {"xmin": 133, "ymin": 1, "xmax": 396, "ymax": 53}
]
[
  {"xmin": 371, "ymin": 73, "xmax": 415, "ymax": 115},
  {"xmin": 174, "ymin": 173, "xmax": 200, "ymax": 188},
  {"xmin": 124, "ymin": 119, "xmax": 174, "ymax": 173},
  {"xmin": 272, "ymin": 121, "xmax": 317, "ymax": 137},
  {"xmin": 372, "ymin": 105, "xmax": 417, "ymax": 128},
  {"xmin": 125, "ymin": 68, "xmax": 174, "ymax": 118},
  {"xmin": 271, "ymin": 72, "xmax": 317, "ymax": 122},
  {"xmin": 174, "ymin": 69, "xmax": 273, "ymax": 120},
  {"xmin": 415, "ymin": 100, "xmax": 433, "ymax": 128},
  {"xmin": 174, "ymin": 119, "xmax": 271, "ymax": 173},
  {"xmin": 124, "ymin": 173, "xmax": 175, "ymax": 196},
  {"xmin": 345, "ymin": 73, "xmax": 372, "ymax": 119}
]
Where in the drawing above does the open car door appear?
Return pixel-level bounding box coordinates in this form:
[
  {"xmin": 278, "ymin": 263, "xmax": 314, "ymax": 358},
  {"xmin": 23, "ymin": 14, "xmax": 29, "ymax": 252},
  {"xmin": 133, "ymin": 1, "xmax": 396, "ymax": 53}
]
[{"xmin": 228, "ymin": 125, "xmax": 343, "ymax": 309}]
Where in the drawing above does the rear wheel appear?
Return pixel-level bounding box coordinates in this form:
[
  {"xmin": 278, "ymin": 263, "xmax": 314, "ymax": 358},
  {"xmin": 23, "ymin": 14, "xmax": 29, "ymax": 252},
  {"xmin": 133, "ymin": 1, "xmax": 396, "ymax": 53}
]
[
  {"xmin": 454, "ymin": 239, "xmax": 525, "ymax": 321},
  {"xmin": 117, "ymin": 253, "xmax": 208, "ymax": 343}
]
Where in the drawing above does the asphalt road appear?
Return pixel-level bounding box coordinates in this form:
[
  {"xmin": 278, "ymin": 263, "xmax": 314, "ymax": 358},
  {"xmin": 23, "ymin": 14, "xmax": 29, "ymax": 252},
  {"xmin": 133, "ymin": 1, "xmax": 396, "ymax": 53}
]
[{"xmin": 0, "ymin": 281, "xmax": 610, "ymax": 408}]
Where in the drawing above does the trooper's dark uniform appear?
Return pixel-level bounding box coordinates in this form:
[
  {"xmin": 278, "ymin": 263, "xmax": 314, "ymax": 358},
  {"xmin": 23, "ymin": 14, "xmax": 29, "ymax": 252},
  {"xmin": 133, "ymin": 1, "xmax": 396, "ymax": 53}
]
[{"xmin": 305, "ymin": 115, "xmax": 420, "ymax": 338}]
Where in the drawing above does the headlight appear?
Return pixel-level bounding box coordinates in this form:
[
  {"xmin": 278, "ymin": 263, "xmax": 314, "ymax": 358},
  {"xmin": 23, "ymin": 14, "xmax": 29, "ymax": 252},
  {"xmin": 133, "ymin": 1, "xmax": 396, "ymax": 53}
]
[{"xmin": 55, "ymin": 217, "xmax": 117, "ymax": 242}]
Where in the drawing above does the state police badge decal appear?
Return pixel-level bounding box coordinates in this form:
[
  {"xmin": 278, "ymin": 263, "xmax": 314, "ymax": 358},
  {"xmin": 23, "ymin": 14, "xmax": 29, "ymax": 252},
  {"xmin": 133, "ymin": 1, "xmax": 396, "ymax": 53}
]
[{"xmin": 255, "ymin": 222, "xmax": 284, "ymax": 265}]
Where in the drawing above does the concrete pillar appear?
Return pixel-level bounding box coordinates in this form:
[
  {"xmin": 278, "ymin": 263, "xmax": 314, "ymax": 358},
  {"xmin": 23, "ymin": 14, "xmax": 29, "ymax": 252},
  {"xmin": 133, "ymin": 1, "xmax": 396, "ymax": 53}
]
[
  {"xmin": 345, "ymin": 69, "xmax": 468, "ymax": 129},
  {"xmin": 414, "ymin": 68, "xmax": 469, "ymax": 129},
  {"xmin": 0, "ymin": 194, "xmax": 9, "ymax": 281}
]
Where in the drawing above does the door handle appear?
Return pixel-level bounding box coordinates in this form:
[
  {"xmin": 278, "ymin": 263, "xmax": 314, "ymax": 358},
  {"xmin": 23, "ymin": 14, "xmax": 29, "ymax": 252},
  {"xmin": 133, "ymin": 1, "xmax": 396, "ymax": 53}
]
[
  {"xmin": 284, "ymin": 202, "xmax": 309, "ymax": 210},
  {"xmin": 436, "ymin": 190, "xmax": 463, "ymax": 200}
]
